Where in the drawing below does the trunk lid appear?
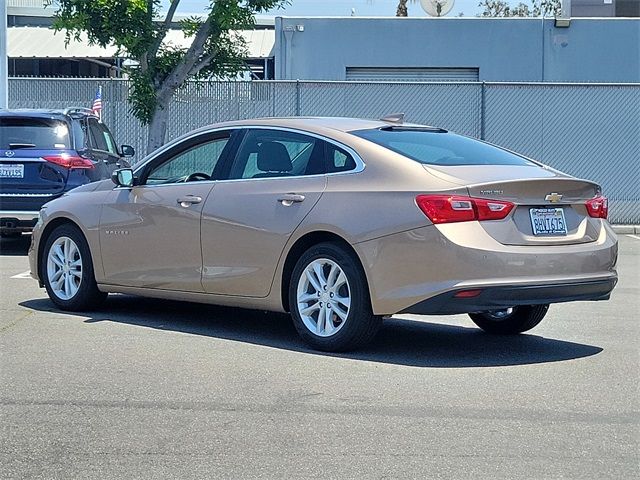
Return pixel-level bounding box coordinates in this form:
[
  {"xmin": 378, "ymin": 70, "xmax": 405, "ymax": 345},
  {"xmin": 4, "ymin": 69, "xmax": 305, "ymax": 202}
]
[{"xmin": 423, "ymin": 164, "xmax": 602, "ymax": 246}]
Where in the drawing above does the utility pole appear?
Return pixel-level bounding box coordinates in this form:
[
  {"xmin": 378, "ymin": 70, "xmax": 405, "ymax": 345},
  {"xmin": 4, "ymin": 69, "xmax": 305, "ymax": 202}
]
[{"xmin": 0, "ymin": 0, "xmax": 7, "ymax": 109}]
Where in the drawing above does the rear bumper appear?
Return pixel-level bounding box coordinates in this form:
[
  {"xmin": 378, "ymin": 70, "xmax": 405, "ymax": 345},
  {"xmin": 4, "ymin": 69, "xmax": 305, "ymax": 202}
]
[
  {"xmin": 1, "ymin": 210, "xmax": 39, "ymax": 232},
  {"xmin": 0, "ymin": 194, "xmax": 58, "ymax": 211},
  {"xmin": 401, "ymin": 277, "xmax": 617, "ymax": 315},
  {"xmin": 354, "ymin": 221, "xmax": 618, "ymax": 315},
  {"xmin": 0, "ymin": 210, "xmax": 39, "ymax": 221},
  {"xmin": 0, "ymin": 193, "xmax": 57, "ymax": 232}
]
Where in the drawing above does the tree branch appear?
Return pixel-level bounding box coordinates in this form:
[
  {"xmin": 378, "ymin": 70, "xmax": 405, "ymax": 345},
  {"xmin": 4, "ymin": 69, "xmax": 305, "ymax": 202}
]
[
  {"xmin": 156, "ymin": 18, "xmax": 213, "ymax": 102},
  {"xmin": 188, "ymin": 49, "xmax": 218, "ymax": 78},
  {"xmin": 149, "ymin": 0, "xmax": 182, "ymax": 60}
]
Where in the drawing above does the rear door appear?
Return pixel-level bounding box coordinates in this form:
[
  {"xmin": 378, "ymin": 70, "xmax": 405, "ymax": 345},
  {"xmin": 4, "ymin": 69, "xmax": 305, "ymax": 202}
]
[
  {"xmin": 201, "ymin": 127, "xmax": 327, "ymax": 297},
  {"xmin": 0, "ymin": 116, "xmax": 71, "ymax": 212},
  {"xmin": 99, "ymin": 131, "xmax": 233, "ymax": 291}
]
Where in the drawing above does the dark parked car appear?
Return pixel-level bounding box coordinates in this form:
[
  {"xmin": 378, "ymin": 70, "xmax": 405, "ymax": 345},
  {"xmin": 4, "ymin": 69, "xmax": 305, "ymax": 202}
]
[{"xmin": 0, "ymin": 108, "xmax": 134, "ymax": 236}]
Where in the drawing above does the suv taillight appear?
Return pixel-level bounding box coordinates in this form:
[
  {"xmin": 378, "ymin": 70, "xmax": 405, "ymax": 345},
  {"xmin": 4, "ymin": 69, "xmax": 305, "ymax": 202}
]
[
  {"xmin": 42, "ymin": 154, "xmax": 94, "ymax": 169},
  {"xmin": 585, "ymin": 195, "xmax": 608, "ymax": 219},
  {"xmin": 416, "ymin": 194, "xmax": 514, "ymax": 224}
]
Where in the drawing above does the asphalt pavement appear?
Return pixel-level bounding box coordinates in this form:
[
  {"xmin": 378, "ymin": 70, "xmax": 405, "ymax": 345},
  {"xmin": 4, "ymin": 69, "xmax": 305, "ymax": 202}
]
[{"xmin": 1, "ymin": 234, "xmax": 638, "ymax": 479}]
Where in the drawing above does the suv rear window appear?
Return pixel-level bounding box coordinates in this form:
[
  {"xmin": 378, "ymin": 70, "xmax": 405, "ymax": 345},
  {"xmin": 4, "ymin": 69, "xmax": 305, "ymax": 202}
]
[
  {"xmin": 351, "ymin": 127, "xmax": 536, "ymax": 166},
  {"xmin": 0, "ymin": 117, "xmax": 71, "ymax": 150}
]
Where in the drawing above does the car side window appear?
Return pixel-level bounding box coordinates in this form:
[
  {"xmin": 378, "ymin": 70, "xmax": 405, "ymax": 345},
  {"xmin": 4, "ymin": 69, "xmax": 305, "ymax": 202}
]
[
  {"xmin": 325, "ymin": 142, "xmax": 357, "ymax": 173},
  {"xmin": 97, "ymin": 122, "xmax": 118, "ymax": 155},
  {"xmin": 71, "ymin": 119, "xmax": 88, "ymax": 151},
  {"xmin": 87, "ymin": 118, "xmax": 109, "ymax": 152},
  {"xmin": 227, "ymin": 129, "xmax": 325, "ymax": 180},
  {"xmin": 145, "ymin": 137, "xmax": 229, "ymax": 185}
]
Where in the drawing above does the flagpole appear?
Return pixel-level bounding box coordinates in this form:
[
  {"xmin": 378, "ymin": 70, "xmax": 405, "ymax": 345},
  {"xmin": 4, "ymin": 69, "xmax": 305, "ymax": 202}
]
[{"xmin": 98, "ymin": 85, "xmax": 102, "ymax": 121}]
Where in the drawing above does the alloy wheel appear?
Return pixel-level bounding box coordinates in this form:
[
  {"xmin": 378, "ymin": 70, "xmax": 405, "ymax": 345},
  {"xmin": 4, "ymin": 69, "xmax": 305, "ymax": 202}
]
[
  {"xmin": 296, "ymin": 258, "xmax": 351, "ymax": 337},
  {"xmin": 46, "ymin": 236, "xmax": 83, "ymax": 300}
]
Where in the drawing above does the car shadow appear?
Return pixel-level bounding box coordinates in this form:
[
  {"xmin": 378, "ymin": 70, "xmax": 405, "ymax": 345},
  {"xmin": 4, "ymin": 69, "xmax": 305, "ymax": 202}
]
[
  {"xmin": 20, "ymin": 295, "xmax": 603, "ymax": 368},
  {"xmin": 0, "ymin": 234, "xmax": 31, "ymax": 256}
]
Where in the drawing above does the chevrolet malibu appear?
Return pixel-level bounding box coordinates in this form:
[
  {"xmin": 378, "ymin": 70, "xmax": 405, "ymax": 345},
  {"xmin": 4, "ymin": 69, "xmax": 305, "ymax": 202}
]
[{"xmin": 28, "ymin": 117, "xmax": 618, "ymax": 351}]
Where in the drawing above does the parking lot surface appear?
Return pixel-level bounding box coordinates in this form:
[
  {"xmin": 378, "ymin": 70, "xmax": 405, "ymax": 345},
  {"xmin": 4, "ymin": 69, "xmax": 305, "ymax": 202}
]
[{"xmin": 1, "ymin": 235, "xmax": 638, "ymax": 479}]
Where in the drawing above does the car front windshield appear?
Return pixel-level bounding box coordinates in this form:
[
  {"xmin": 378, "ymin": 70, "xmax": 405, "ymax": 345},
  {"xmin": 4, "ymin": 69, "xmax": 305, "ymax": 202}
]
[{"xmin": 351, "ymin": 127, "xmax": 537, "ymax": 167}]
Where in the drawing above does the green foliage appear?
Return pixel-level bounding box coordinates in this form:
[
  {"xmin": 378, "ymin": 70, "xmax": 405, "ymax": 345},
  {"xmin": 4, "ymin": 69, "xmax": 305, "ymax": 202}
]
[
  {"xmin": 128, "ymin": 68, "xmax": 157, "ymax": 125},
  {"xmin": 48, "ymin": 0, "xmax": 157, "ymax": 59},
  {"xmin": 478, "ymin": 0, "xmax": 561, "ymax": 17},
  {"xmin": 50, "ymin": 0, "xmax": 286, "ymax": 127}
]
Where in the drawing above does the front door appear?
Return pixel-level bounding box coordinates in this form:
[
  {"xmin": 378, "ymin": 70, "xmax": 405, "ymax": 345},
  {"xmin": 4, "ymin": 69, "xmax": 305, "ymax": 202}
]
[{"xmin": 99, "ymin": 132, "xmax": 232, "ymax": 291}]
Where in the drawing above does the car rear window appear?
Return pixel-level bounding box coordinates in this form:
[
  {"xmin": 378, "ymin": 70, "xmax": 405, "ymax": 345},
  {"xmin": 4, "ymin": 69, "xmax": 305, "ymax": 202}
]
[
  {"xmin": 351, "ymin": 127, "xmax": 536, "ymax": 166},
  {"xmin": 0, "ymin": 117, "xmax": 71, "ymax": 150}
]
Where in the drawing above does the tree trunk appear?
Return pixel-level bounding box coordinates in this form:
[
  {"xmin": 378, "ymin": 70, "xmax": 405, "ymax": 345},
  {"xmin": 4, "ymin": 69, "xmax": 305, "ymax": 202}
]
[
  {"xmin": 146, "ymin": 101, "xmax": 171, "ymax": 154},
  {"xmin": 396, "ymin": 0, "xmax": 408, "ymax": 17}
]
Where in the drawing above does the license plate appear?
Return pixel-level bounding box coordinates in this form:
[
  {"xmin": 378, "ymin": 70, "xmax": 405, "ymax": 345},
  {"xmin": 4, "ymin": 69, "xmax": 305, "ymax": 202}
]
[
  {"xmin": 530, "ymin": 208, "xmax": 567, "ymax": 236},
  {"xmin": 0, "ymin": 164, "xmax": 24, "ymax": 178}
]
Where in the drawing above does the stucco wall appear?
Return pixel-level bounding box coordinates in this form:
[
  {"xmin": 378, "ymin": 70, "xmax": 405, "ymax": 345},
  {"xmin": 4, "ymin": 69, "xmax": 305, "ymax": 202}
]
[{"xmin": 274, "ymin": 17, "xmax": 640, "ymax": 83}]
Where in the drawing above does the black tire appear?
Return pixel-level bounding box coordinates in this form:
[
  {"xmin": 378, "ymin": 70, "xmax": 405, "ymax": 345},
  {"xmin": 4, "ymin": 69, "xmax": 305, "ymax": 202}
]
[
  {"xmin": 289, "ymin": 242, "xmax": 381, "ymax": 352},
  {"xmin": 469, "ymin": 305, "xmax": 549, "ymax": 334},
  {"xmin": 41, "ymin": 224, "xmax": 107, "ymax": 311}
]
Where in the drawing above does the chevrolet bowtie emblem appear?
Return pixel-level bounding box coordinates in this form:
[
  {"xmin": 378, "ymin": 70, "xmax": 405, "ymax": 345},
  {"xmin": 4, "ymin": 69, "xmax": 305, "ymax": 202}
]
[{"xmin": 545, "ymin": 192, "xmax": 563, "ymax": 203}]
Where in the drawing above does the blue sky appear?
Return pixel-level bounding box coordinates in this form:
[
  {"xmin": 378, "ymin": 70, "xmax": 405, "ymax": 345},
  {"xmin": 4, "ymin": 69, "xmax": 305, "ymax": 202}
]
[{"xmin": 162, "ymin": 1, "xmax": 484, "ymax": 18}]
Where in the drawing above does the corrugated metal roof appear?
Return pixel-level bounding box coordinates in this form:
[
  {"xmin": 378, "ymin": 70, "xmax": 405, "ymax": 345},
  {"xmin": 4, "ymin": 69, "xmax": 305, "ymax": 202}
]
[{"xmin": 8, "ymin": 27, "xmax": 274, "ymax": 59}]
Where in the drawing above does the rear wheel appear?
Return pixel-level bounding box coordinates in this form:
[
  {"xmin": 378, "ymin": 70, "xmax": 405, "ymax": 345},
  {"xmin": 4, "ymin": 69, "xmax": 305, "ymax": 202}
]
[
  {"xmin": 469, "ymin": 305, "xmax": 549, "ymax": 334},
  {"xmin": 41, "ymin": 224, "xmax": 107, "ymax": 311},
  {"xmin": 289, "ymin": 242, "xmax": 381, "ymax": 352}
]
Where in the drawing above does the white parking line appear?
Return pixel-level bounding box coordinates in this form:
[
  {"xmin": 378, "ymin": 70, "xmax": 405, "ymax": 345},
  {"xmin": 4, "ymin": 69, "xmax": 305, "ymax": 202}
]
[
  {"xmin": 11, "ymin": 271, "xmax": 32, "ymax": 279},
  {"xmin": 628, "ymin": 235, "xmax": 640, "ymax": 241}
]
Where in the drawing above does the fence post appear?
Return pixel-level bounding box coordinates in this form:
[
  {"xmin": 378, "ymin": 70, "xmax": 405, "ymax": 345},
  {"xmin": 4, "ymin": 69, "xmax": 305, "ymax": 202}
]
[
  {"xmin": 295, "ymin": 79, "xmax": 300, "ymax": 116},
  {"xmin": 109, "ymin": 78, "xmax": 116, "ymax": 126},
  {"xmin": 235, "ymin": 81, "xmax": 240, "ymax": 120},
  {"xmin": 271, "ymin": 81, "xmax": 276, "ymax": 116},
  {"xmin": 480, "ymin": 81, "xmax": 486, "ymax": 140}
]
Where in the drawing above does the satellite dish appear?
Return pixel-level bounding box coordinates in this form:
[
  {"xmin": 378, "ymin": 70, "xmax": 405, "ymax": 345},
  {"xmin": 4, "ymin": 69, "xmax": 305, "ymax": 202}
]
[{"xmin": 420, "ymin": 0, "xmax": 455, "ymax": 17}]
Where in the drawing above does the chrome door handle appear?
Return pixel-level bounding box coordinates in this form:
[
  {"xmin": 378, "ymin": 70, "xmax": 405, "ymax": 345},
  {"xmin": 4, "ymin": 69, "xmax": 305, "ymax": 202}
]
[
  {"xmin": 177, "ymin": 195, "xmax": 202, "ymax": 207},
  {"xmin": 277, "ymin": 194, "xmax": 305, "ymax": 206}
]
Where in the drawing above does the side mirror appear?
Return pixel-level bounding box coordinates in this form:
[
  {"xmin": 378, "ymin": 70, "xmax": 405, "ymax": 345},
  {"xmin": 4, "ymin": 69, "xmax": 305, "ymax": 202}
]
[
  {"xmin": 121, "ymin": 145, "xmax": 135, "ymax": 157},
  {"xmin": 112, "ymin": 168, "xmax": 134, "ymax": 187}
]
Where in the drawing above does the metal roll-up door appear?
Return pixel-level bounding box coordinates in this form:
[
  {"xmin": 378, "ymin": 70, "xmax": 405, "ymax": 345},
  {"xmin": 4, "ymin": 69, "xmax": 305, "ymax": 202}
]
[{"xmin": 345, "ymin": 67, "xmax": 479, "ymax": 82}]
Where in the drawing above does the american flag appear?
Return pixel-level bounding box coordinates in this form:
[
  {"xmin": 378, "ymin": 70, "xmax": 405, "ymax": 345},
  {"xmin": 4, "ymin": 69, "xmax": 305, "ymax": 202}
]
[{"xmin": 92, "ymin": 86, "xmax": 102, "ymax": 119}]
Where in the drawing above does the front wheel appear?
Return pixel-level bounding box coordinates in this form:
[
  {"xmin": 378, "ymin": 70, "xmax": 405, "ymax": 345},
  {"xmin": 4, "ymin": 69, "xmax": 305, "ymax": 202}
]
[
  {"xmin": 469, "ymin": 305, "xmax": 549, "ymax": 334},
  {"xmin": 289, "ymin": 242, "xmax": 381, "ymax": 352},
  {"xmin": 41, "ymin": 224, "xmax": 107, "ymax": 311}
]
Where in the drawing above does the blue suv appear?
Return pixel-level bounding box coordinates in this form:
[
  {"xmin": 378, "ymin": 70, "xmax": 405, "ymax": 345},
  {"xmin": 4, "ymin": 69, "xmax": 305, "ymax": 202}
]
[{"xmin": 0, "ymin": 108, "xmax": 134, "ymax": 236}]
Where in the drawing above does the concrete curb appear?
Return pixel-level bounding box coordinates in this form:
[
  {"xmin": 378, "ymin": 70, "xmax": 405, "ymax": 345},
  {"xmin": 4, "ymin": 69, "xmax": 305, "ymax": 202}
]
[{"xmin": 611, "ymin": 225, "xmax": 640, "ymax": 235}]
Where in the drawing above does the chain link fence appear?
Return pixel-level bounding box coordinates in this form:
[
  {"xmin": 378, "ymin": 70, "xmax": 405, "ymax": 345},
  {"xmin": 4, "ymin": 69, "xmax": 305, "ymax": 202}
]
[{"xmin": 8, "ymin": 78, "xmax": 640, "ymax": 224}]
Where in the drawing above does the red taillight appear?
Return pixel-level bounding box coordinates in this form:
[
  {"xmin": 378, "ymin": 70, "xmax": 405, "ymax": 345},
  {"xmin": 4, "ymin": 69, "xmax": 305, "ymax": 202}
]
[
  {"xmin": 415, "ymin": 195, "xmax": 475, "ymax": 223},
  {"xmin": 454, "ymin": 289, "xmax": 483, "ymax": 298},
  {"xmin": 42, "ymin": 154, "xmax": 94, "ymax": 169},
  {"xmin": 585, "ymin": 195, "xmax": 608, "ymax": 219},
  {"xmin": 474, "ymin": 198, "xmax": 515, "ymax": 221},
  {"xmin": 415, "ymin": 195, "xmax": 514, "ymax": 224}
]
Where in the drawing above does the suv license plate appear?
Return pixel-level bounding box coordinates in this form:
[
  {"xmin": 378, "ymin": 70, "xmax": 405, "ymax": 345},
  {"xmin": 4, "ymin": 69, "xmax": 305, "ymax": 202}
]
[
  {"xmin": 530, "ymin": 208, "xmax": 567, "ymax": 236},
  {"xmin": 0, "ymin": 164, "xmax": 24, "ymax": 178}
]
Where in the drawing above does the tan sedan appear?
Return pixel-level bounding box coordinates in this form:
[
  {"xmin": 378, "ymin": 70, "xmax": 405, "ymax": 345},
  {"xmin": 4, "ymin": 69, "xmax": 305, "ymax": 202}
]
[{"xmin": 28, "ymin": 117, "xmax": 618, "ymax": 351}]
